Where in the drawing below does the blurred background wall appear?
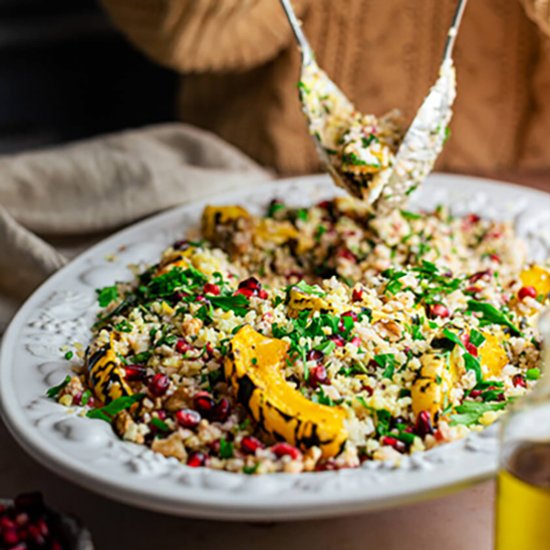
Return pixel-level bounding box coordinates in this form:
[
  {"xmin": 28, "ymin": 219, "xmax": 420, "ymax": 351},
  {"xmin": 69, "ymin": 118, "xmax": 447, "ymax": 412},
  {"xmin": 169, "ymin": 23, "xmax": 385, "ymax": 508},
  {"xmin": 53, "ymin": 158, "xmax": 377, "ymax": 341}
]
[{"xmin": 0, "ymin": 0, "xmax": 178, "ymax": 154}]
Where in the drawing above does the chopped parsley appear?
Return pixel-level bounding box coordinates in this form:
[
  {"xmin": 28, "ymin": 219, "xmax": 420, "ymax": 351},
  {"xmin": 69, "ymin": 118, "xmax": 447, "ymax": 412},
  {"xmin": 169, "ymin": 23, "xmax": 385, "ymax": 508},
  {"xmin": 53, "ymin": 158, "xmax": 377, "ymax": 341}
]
[
  {"xmin": 467, "ymin": 300, "xmax": 520, "ymax": 336},
  {"xmin": 86, "ymin": 393, "xmax": 145, "ymax": 422},
  {"xmin": 450, "ymin": 400, "xmax": 506, "ymax": 426},
  {"xmin": 219, "ymin": 438, "xmax": 234, "ymax": 459},
  {"xmin": 96, "ymin": 285, "xmax": 119, "ymax": 308},
  {"xmin": 46, "ymin": 375, "xmax": 71, "ymax": 398},
  {"xmin": 526, "ymin": 368, "xmax": 541, "ymax": 381},
  {"xmin": 374, "ymin": 354, "xmax": 396, "ymax": 379}
]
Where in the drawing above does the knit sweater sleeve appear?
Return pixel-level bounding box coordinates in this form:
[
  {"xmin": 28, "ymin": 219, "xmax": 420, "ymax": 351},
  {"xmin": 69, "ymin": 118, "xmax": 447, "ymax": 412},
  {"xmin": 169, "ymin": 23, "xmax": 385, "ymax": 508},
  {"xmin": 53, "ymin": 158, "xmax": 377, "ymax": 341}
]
[
  {"xmin": 520, "ymin": 0, "xmax": 550, "ymax": 36},
  {"xmin": 100, "ymin": 0, "xmax": 311, "ymax": 73}
]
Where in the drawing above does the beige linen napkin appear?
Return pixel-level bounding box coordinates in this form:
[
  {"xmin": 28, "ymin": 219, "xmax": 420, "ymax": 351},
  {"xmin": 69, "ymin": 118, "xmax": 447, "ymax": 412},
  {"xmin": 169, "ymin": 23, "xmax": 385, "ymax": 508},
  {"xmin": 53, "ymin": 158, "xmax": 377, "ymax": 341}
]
[{"xmin": 0, "ymin": 123, "xmax": 270, "ymax": 333}]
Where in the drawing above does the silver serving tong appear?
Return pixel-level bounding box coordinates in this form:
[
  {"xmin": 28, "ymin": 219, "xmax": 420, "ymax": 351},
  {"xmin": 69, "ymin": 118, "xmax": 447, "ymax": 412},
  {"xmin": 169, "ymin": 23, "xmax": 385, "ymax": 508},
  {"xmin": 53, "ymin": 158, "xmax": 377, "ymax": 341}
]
[{"xmin": 280, "ymin": 0, "xmax": 468, "ymax": 213}]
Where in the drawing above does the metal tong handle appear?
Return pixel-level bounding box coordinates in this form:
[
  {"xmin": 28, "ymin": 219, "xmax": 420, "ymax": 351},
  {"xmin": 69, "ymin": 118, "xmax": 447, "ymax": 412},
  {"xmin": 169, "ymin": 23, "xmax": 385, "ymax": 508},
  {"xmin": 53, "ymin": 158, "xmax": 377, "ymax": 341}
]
[
  {"xmin": 442, "ymin": 0, "xmax": 468, "ymax": 62},
  {"xmin": 279, "ymin": 0, "xmax": 314, "ymax": 65}
]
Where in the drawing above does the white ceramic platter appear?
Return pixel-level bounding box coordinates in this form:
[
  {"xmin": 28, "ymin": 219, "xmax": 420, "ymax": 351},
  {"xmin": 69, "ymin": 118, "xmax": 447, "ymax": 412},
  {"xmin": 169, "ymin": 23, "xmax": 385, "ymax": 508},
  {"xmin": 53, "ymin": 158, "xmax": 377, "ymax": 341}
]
[{"xmin": 2, "ymin": 174, "xmax": 550, "ymax": 521}]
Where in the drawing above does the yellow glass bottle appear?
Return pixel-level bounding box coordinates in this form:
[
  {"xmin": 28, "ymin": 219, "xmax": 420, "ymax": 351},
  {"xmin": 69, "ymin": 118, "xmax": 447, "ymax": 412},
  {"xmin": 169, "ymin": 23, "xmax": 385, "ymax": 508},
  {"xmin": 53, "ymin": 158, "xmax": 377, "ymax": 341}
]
[{"xmin": 496, "ymin": 312, "xmax": 550, "ymax": 550}]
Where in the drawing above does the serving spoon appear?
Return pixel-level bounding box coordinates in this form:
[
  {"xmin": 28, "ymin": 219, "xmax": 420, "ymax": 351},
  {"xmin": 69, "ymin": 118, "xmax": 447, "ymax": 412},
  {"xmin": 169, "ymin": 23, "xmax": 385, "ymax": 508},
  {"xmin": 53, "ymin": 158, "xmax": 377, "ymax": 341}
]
[{"xmin": 280, "ymin": 0, "xmax": 468, "ymax": 213}]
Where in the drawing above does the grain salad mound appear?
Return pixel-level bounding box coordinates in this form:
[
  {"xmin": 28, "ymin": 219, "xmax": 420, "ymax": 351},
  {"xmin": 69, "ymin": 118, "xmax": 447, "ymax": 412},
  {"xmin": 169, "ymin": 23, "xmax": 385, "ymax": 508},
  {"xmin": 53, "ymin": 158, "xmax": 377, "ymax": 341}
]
[{"xmin": 50, "ymin": 197, "xmax": 549, "ymax": 474}]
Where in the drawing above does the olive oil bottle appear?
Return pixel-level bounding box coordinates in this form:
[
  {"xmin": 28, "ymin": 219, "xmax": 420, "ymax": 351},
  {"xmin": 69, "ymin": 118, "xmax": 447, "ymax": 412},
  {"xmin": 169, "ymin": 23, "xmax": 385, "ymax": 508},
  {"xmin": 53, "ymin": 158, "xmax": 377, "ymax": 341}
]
[{"xmin": 496, "ymin": 312, "xmax": 550, "ymax": 550}]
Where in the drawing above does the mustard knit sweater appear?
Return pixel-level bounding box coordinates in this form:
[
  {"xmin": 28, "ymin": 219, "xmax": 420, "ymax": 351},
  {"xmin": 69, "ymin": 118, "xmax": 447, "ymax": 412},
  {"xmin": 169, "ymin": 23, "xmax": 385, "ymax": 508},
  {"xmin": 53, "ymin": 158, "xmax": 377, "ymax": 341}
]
[{"xmin": 101, "ymin": 0, "xmax": 550, "ymax": 177}]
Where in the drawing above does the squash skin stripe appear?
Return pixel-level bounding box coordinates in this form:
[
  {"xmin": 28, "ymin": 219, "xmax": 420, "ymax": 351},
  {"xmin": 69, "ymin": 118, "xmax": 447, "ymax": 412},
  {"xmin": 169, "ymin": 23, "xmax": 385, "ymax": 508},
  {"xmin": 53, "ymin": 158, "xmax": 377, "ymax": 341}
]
[
  {"xmin": 225, "ymin": 325, "xmax": 348, "ymax": 458},
  {"xmin": 86, "ymin": 334, "xmax": 132, "ymax": 404}
]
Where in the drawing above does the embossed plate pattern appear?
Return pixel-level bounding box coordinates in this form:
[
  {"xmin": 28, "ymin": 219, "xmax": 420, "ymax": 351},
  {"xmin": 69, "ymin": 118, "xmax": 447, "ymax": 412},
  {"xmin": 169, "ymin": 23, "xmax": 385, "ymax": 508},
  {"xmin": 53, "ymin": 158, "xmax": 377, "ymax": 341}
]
[{"xmin": 2, "ymin": 174, "xmax": 550, "ymax": 520}]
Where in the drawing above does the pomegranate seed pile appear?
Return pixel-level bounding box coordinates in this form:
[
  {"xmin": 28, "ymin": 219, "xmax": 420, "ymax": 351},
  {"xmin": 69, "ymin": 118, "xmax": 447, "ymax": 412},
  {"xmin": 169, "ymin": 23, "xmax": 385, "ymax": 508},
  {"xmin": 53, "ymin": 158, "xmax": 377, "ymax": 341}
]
[
  {"xmin": 51, "ymin": 198, "xmax": 547, "ymax": 473},
  {"xmin": 0, "ymin": 493, "xmax": 69, "ymax": 549}
]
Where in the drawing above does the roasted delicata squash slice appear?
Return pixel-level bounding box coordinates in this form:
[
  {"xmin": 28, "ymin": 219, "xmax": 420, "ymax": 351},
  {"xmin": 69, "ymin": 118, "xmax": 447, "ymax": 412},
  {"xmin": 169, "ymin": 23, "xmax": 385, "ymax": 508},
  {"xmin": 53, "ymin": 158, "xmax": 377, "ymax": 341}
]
[
  {"xmin": 86, "ymin": 332, "xmax": 132, "ymax": 404},
  {"xmin": 155, "ymin": 249, "xmax": 193, "ymax": 276},
  {"xmin": 202, "ymin": 205, "xmax": 250, "ymax": 241},
  {"xmin": 287, "ymin": 288, "xmax": 333, "ymax": 317},
  {"xmin": 478, "ymin": 331, "xmax": 509, "ymax": 378},
  {"xmin": 254, "ymin": 218, "xmax": 299, "ymax": 246},
  {"xmin": 411, "ymin": 352, "xmax": 458, "ymax": 420},
  {"xmin": 225, "ymin": 325, "xmax": 348, "ymax": 458},
  {"xmin": 520, "ymin": 265, "xmax": 550, "ymax": 297}
]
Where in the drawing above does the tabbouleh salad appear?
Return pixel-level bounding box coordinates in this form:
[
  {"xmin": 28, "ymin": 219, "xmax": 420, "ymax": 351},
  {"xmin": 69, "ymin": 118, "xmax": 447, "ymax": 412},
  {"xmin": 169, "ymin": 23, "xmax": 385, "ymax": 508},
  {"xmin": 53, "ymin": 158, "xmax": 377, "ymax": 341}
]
[{"xmin": 50, "ymin": 197, "xmax": 549, "ymax": 474}]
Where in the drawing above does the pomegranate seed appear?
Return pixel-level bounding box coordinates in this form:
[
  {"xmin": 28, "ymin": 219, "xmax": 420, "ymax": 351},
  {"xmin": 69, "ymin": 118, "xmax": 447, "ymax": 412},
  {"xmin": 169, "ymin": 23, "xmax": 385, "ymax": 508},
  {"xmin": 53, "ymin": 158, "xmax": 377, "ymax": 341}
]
[
  {"xmin": 315, "ymin": 459, "xmax": 340, "ymax": 471},
  {"xmin": 176, "ymin": 408, "xmax": 201, "ymax": 429},
  {"xmin": 464, "ymin": 342, "xmax": 478, "ymax": 356},
  {"xmin": 513, "ymin": 374, "xmax": 527, "ymax": 388},
  {"xmin": 193, "ymin": 391, "xmax": 215, "ymax": 416},
  {"xmin": 381, "ymin": 436, "xmax": 407, "ymax": 453},
  {"xmin": 148, "ymin": 373, "xmax": 170, "ymax": 397},
  {"xmin": 0, "ymin": 516, "xmax": 16, "ymax": 530},
  {"xmin": 309, "ymin": 365, "xmax": 329, "ymax": 388},
  {"xmin": 428, "ymin": 303, "xmax": 449, "ymax": 318},
  {"xmin": 363, "ymin": 385, "xmax": 374, "ymax": 396},
  {"xmin": 350, "ymin": 336, "xmax": 361, "ymax": 347},
  {"xmin": 342, "ymin": 310, "xmax": 359, "ymax": 321},
  {"xmin": 196, "ymin": 295, "xmax": 206, "ymax": 302},
  {"xmin": 271, "ymin": 442, "xmax": 302, "ymax": 460},
  {"xmin": 175, "ymin": 338, "xmax": 192, "ymax": 354},
  {"xmin": 234, "ymin": 287, "xmax": 254, "ymax": 298},
  {"xmin": 469, "ymin": 389, "xmax": 482, "ymax": 398},
  {"xmin": 352, "ymin": 288, "xmax": 363, "ymax": 302},
  {"xmin": 203, "ymin": 283, "xmax": 220, "ymax": 295},
  {"xmin": 36, "ymin": 518, "xmax": 49, "ymax": 537},
  {"xmin": 52, "ymin": 542, "xmax": 63, "ymax": 550},
  {"xmin": 238, "ymin": 277, "xmax": 261, "ymax": 292},
  {"xmin": 469, "ymin": 270, "xmax": 492, "ymax": 283},
  {"xmin": 489, "ymin": 254, "xmax": 501, "ymax": 263},
  {"xmin": 466, "ymin": 213, "xmax": 481, "ymax": 224},
  {"xmin": 329, "ymin": 334, "xmax": 346, "ymax": 347},
  {"xmin": 125, "ymin": 364, "xmax": 146, "ymax": 381},
  {"xmin": 518, "ymin": 286, "xmax": 537, "ymax": 301},
  {"xmin": 212, "ymin": 398, "xmax": 231, "ymax": 422},
  {"xmin": 465, "ymin": 286, "xmax": 481, "ymax": 294},
  {"xmin": 415, "ymin": 410, "xmax": 434, "ymax": 437},
  {"xmin": 317, "ymin": 200, "xmax": 332, "ymax": 209},
  {"xmin": 306, "ymin": 349, "xmax": 324, "ymax": 363},
  {"xmin": 28, "ymin": 524, "xmax": 45, "ymax": 545},
  {"xmin": 205, "ymin": 343, "xmax": 215, "ymax": 357},
  {"xmin": 258, "ymin": 289, "xmax": 269, "ymax": 300},
  {"xmin": 187, "ymin": 451, "xmax": 207, "ymax": 468},
  {"xmin": 156, "ymin": 410, "xmax": 167, "ymax": 420},
  {"xmin": 337, "ymin": 248, "xmax": 356, "ymax": 261},
  {"xmin": 241, "ymin": 435, "xmax": 264, "ymax": 455},
  {"xmin": 3, "ymin": 529, "xmax": 19, "ymax": 545},
  {"xmin": 172, "ymin": 291, "xmax": 189, "ymax": 302}
]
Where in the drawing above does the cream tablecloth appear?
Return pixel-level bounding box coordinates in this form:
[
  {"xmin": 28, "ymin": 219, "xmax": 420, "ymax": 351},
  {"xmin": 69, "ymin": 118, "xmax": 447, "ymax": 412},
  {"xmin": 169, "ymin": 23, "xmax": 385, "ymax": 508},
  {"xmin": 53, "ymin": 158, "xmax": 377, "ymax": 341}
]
[{"xmin": 0, "ymin": 124, "xmax": 506, "ymax": 549}]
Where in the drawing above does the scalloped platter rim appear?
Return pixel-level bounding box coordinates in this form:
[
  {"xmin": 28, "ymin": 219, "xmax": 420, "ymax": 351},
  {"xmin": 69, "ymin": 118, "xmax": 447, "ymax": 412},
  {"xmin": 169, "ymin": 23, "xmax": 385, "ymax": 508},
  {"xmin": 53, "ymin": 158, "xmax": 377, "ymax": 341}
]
[{"xmin": 2, "ymin": 173, "xmax": 550, "ymax": 521}]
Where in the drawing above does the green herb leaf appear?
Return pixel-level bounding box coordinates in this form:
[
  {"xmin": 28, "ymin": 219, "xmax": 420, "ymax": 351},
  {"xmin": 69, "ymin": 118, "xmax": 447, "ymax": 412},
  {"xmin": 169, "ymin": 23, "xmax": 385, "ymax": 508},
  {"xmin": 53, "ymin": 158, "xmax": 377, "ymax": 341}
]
[
  {"xmin": 400, "ymin": 210, "xmax": 422, "ymax": 221},
  {"xmin": 526, "ymin": 368, "xmax": 541, "ymax": 381},
  {"xmin": 314, "ymin": 340, "xmax": 336, "ymax": 355},
  {"xmin": 292, "ymin": 280, "xmax": 326, "ymax": 297},
  {"xmin": 47, "ymin": 375, "xmax": 71, "ymax": 398},
  {"xmin": 96, "ymin": 286, "xmax": 119, "ymax": 308},
  {"xmin": 463, "ymin": 353, "xmax": 483, "ymax": 383},
  {"xmin": 450, "ymin": 400, "xmax": 506, "ymax": 426},
  {"xmin": 374, "ymin": 354, "xmax": 396, "ymax": 379},
  {"xmin": 442, "ymin": 329, "xmax": 465, "ymax": 350},
  {"xmin": 219, "ymin": 438, "xmax": 234, "ymax": 459},
  {"xmin": 86, "ymin": 393, "xmax": 144, "ymax": 422},
  {"xmin": 80, "ymin": 390, "xmax": 92, "ymax": 406},
  {"xmin": 210, "ymin": 294, "xmax": 250, "ymax": 316},
  {"xmin": 469, "ymin": 329, "xmax": 486, "ymax": 347},
  {"xmin": 64, "ymin": 350, "xmax": 73, "ymax": 360},
  {"xmin": 151, "ymin": 417, "xmax": 171, "ymax": 432},
  {"xmin": 467, "ymin": 300, "xmax": 520, "ymax": 336}
]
